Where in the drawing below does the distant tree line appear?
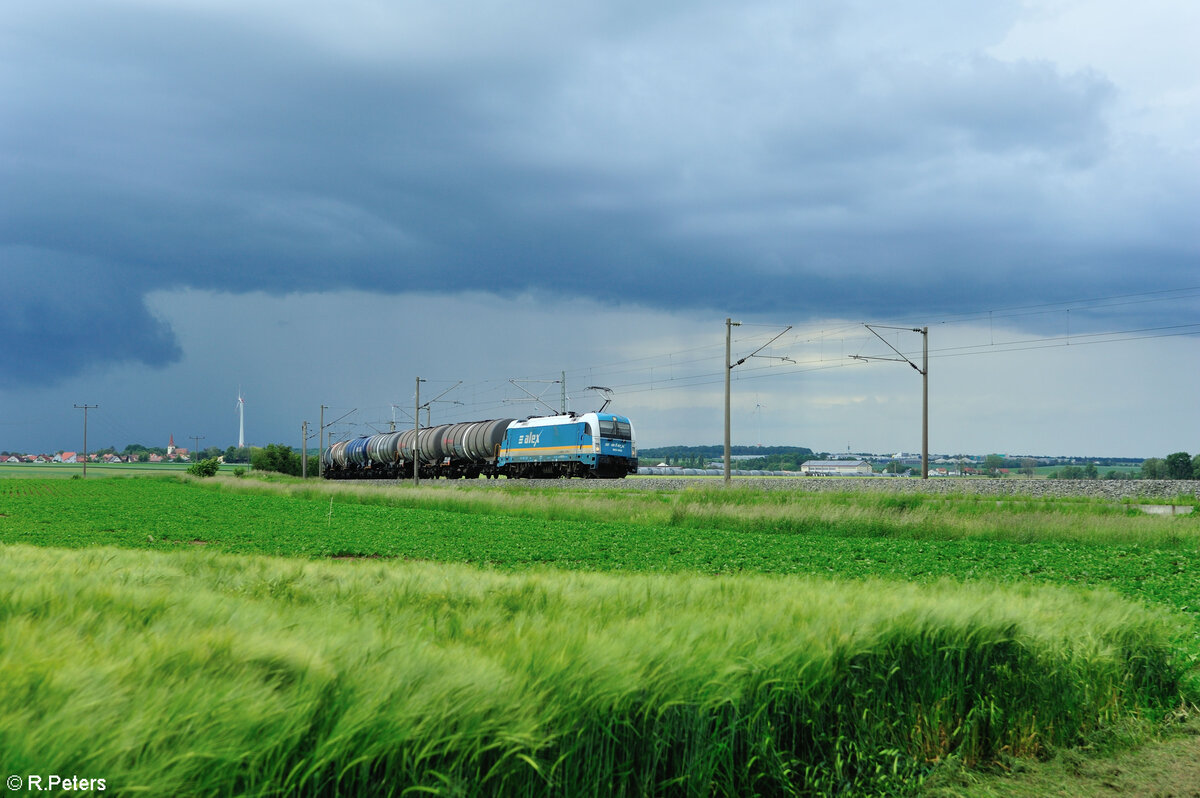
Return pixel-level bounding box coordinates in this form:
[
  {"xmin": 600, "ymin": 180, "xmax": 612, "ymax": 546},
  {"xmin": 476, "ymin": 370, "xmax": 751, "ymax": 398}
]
[
  {"xmin": 639, "ymin": 446, "xmax": 815, "ymax": 471},
  {"xmin": 1139, "ymin": 452, "xmax": 1200, "ymax": 480},
  {"xmin": 1046, "ymin": 452, "xmax": 1199, "ymax": 480},
  {"xmin": 1048, "ymin": 464, "xmax": 1102, "ymax": 480},
  {"xmin": 734, "ymin": 452, "xmax": 820, "ymax": 471},
  {"xmin": 1, "ymin": 442, "xmax": 323, "ymax": 473},
  {"xmin": 113, "ymin": 444, "xmax": 251, "ymax": 463}
]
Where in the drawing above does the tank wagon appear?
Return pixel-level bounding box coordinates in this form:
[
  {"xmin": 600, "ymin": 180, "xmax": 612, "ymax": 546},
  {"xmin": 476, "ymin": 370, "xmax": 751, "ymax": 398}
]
[{"xmin": 321, "ymin": 412, "xmax": 637, "ymax": 480}]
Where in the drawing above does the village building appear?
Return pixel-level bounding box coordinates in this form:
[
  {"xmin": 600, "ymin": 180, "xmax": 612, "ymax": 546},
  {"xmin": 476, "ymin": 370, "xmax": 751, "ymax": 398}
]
[{"xmin": 799, "ymin": 459, "xmax": 874, "ymax": 476}]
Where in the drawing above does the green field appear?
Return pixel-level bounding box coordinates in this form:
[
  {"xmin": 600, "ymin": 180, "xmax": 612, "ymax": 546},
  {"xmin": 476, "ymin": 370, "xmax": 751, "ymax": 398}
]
[
  {"xmin": 1032, "ymin": 464, "xmax": 1144, "ymax": 478},
  {"xmin": 0, "ymin": 461, "xmax": 236, "ymax": 478},
  {"xmin": 1, "ymin": 475, "xmax": 1198, "ymax": 796}
]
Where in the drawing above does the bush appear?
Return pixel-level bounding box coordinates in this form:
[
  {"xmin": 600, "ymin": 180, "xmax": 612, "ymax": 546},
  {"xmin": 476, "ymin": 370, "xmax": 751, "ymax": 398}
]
[
  {"xmin": 250, "ymin": 444, "xmax": 303, "ymax": 476},
  {"xmin": 187, "ymin": 458, "xmax": 221, "ymax": 478}
]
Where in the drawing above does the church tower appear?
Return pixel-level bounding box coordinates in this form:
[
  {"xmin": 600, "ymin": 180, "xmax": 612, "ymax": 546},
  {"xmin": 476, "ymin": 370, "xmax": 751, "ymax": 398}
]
[{"xmin": 167, "ymin": 435, "xmax": 176, "ymax": 456}]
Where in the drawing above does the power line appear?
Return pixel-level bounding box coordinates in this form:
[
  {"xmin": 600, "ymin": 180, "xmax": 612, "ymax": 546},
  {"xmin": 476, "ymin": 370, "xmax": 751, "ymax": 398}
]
[
  {"xmin": 344, "ymin": 315, "xmax": 1197, "ymax": 429},
  {"xmin": 324, "ymin": 284, "xmax": 1200, "ymax": 438},
  {"xmin": 850, "ymin": 325, "xmax": 928, "ymax": 479},
  {"xmin": 73, "ymin": 404, "xmax": 98, "ymax": 478}
]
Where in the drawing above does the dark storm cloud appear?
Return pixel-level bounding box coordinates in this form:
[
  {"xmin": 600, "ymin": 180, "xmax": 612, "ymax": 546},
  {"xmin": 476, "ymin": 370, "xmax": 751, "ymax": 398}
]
[
  {"xmin": 1, "ymin": 248, "xmax": 181, "ymax": 382},
  {"xmin": 2, "ymin": 1, "xmax": 1196, "ymax": 386}
]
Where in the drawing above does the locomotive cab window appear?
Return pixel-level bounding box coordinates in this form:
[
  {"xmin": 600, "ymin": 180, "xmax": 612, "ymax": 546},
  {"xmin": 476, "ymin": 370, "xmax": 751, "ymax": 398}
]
[{"xmin": 599, "ymin": 418, "xmax": 632, "ymax": 440}]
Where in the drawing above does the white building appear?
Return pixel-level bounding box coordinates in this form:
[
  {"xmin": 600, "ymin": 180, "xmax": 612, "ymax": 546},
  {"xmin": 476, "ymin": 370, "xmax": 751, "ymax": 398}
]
[{"xmin": 800, "ymin": 459, "xmax": 874, "ymax": 476}]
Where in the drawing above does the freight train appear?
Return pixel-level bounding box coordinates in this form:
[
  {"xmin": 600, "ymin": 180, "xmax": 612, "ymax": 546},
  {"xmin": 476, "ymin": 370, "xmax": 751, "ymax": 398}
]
[{"xmin": 321, "ymin": 412, "xmax": 637, "ymax": 480}]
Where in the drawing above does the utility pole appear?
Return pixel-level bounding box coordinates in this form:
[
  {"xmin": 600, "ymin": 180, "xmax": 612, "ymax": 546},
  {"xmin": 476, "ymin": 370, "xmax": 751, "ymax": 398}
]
[
  {"xmin": 301, "ymin": 421, "xmax": 308, "ymax": 479},
  {"xmin": 850, "ymin": 325, "xmax": 929, "ymax": 479},
  {"xmin": 419, "ymin": 381, "xmax": 463, "ymax": 430},
  {"xmin": 414, "ymin": 377, "xmax": 425, "ymax": 485},
  {"xmin": 73, "ymin": 404, "xmax": 97, "ymax": 478},
  {"xmin": 190, "ymin": 435, "xmax": 205, "ymax": 463},
  {"xmin": 921, "ymin": 326, "xmax": 929, "ymax": 481},
  {"xmin": 724, "ymin": 320, "xmax": 793, "ymax": 485},
  {"xmin": 318, "ymin": 405, "xmax": 327, "ymax": 477},
  {"xmin": 561, "ymin": 371, "xmax": 567, "ymax": 414},
  {"xmin": 318, "ymin": 406, "xmax": 355, "ymax": 478},
  {"xmin": 724, "ymin": 318, "xmax": 739, "ymax": 484}
]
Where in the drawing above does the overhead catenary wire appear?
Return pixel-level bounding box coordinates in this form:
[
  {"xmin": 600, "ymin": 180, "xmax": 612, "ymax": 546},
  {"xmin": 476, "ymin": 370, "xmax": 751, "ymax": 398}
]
[
  {"xmin": 9, "ymin": 285, "xmax": 1196, "ymax": 455},
  {"xmin": 329, "ymin": 285, "xmax": 1198, "ymax": 436},
  {"xmin": 351, "ymin": 321, "xmax": 1199, "ymax": 429},
  {"xmin": 368, "ymin": 320, "xmax": 1197, "ymax": 422}
]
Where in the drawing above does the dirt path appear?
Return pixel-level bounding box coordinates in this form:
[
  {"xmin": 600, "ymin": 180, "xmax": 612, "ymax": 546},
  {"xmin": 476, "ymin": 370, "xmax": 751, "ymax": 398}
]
[
  {"xmin": 923, "ymin": 719, "xmax": 1200, "ymax": 797},
  {"xmin": 1050, "ymin": 731, "xmax": 1200, "ymax": 798}
]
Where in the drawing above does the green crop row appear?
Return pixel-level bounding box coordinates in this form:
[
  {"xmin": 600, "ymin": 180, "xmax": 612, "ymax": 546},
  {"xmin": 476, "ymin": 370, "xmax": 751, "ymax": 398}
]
[
  {"xmin": 2, "ymin": 477, "xmax": 1198, "ymax": 637},
  {"xmin": 3, "ymin": 477, "xmax": 1196, "ymax": 627},
  {"xmin": 0, "ymin": 544, "xmax": 1186, "ymax": 797}
]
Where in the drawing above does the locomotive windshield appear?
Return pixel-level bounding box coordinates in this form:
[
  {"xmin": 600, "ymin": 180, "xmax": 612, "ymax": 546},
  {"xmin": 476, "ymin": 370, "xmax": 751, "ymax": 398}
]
[{"xmin": 598, "ymin": 418, "xmax": 632, "ymax": 440}]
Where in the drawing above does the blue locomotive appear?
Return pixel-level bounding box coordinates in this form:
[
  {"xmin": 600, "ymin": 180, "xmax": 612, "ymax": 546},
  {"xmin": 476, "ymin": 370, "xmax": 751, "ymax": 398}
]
[{"xmin": 321, "ymin": 412, "xmax": 638, "ymax": 480}]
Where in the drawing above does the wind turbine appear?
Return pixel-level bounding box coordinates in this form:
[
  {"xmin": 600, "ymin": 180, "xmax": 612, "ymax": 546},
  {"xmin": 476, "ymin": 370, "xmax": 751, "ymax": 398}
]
[{"xmin": 236, "ymin": 388, "xmax": 245, "ymax": 448}]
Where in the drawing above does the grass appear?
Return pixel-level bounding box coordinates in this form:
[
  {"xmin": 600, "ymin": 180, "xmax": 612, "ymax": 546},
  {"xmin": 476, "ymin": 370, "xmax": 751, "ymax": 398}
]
[
  {"xmin": 227, "ymin": 474, "xmax": 1200, "ymax": 545},
  {"xmin": 0, "ymin": 544, "xmax": 1186, "ymax": 797},
  {"xmin": 0, "ymin": 461, "xmax": 217, "ymax": 478},
  {"xmin": 3, "ymin": 476, "xmax": 1198, "ymax": 634},
  {"xmin": 920, "ymin": 713, "xmax": 1200, "ymax": 797},
  {"xmin": 1032, "ymin": 465, "xmax": 1145, "ymax": 478},
  {"xmin": 1, "ymin": 475, "xmax": 1198, "ymax": 795}
]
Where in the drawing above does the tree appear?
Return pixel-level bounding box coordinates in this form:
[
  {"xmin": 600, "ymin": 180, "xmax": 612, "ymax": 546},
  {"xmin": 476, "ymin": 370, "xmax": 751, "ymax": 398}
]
[
  {"xmin": 1165, "ymin": 451, "xmax": 1194, "ymax": 480},
  {"xmin": 1193, "ymin": 454, "xmax": 1200, "ymax": 480},
  {"xmin": 1141, "ymin": 458, "xmax": 1165, "ymax": 479},
  {"xmin": 1020, "ymin": 458, "xmax": 1037, "ymax": 477},
  {"xmin": 187, "ymin": 458, "xmax": 220, "ymax": 477},
  {"xmin": 983, "ymin": 454, "xmax": 1005, "ymax": 477},
  {"xmin": 251, "ymin": 444, "xmax": 302, "ymax": 476},
  {"xmin": 224, "ymin": 446, "xmax": 251, "ymax": 464}
]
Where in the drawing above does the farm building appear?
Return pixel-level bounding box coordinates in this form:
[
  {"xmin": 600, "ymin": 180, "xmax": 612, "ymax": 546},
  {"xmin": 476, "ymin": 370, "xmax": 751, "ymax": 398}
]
[{"xmin": 799, "ymin": 459, "xmax": 874, "ymax": 476}]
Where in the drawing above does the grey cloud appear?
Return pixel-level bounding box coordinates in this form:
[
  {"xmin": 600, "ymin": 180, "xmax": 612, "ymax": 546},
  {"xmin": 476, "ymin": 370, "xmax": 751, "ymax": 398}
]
[
  {"xmin": 1, "ymin": 248, "xmax": 181, "ymax": 384},
  {"xmin": 2, "ymin": 1, "xmax": 1195, "ymax": 388}
]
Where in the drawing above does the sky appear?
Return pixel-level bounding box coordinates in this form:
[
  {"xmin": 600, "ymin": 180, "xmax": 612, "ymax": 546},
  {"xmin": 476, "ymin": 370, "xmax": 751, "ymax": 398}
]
[{"xmin": 2, "ymin": 0, "xmax": 1198, "ymax": 459}]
